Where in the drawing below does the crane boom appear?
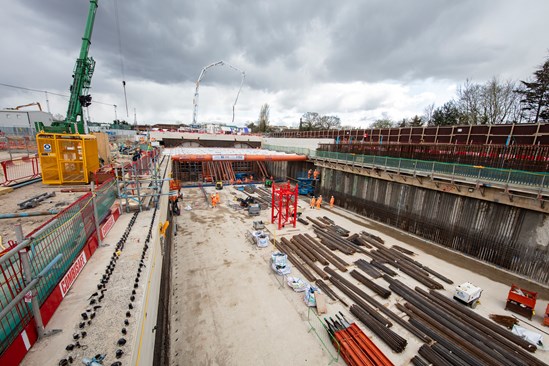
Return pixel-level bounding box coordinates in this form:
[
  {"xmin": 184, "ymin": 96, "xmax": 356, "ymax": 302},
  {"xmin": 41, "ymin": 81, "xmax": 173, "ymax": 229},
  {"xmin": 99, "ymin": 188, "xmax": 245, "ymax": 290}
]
[
  {"xmin": 35, "ymin": 0, "xmax": 98, "ymax": 134},
  {"xmin": 192, "ymin": 60, "xmax": 246, "ymax": 125}
]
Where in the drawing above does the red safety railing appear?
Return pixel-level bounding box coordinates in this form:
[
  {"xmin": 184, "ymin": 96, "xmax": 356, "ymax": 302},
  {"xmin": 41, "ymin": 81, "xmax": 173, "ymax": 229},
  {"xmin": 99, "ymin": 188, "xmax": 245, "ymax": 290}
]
[{"xmin": 0, "ymin": 155, "xmax": 41, "ymax": 186}]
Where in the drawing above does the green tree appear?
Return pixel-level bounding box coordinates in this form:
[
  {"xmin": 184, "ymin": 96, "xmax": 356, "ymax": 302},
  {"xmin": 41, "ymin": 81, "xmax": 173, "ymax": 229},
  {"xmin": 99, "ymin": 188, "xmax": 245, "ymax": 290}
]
[
  {"xmin": 409, "ymin": 115, "xmax": 423, "ymax": 127},
  {"xmin": 371, "ymin": 118, "xmax": 394, "ymax": 129},
  {"xmin": 431, "ymin": 101, "xmax": 461, "ymax": 126},
  {"xmin": 517, "ymin": 57, "xmax": 549, "ymax": 123},
  {"xmin": 258, "ymin": 103, "xmax": 270, "ymax": 132}
]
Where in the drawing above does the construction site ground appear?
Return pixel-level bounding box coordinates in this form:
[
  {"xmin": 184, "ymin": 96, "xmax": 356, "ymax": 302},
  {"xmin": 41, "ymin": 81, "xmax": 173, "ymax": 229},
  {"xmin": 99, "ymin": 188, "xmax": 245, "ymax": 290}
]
[
  {"xmin": 0, "ymin": 181, "xmax": 87, "ymax": 246},
  {"xmin": 173, "ymin": 185, "xmax": 549, "ymax": 365}
]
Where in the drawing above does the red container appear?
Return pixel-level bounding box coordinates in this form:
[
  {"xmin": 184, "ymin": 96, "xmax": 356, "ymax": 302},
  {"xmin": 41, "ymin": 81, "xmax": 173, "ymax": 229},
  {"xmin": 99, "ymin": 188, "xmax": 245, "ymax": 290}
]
[{"xmin": 507, "ymin": 284, "xmax": 537, "ymax": 309}]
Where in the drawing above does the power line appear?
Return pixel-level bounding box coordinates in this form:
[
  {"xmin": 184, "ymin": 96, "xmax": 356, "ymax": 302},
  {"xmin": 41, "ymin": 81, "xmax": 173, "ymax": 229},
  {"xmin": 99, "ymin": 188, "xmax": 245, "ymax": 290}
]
[{"xmin": 0, "ymin": 82, "xmax": 115, "ymax": 107}]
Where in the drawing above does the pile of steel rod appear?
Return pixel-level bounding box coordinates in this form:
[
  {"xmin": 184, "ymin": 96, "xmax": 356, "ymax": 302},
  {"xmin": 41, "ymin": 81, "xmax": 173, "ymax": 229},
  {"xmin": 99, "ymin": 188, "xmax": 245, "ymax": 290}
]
[
  {"xmin": 324, "ymin": 267, "xmax": 431, "ymax": 343},
  {"xmin": 384, "ymin": 275, "xmax": 545, "ymax": 366},
  {"xmin": 349, "ymin": 269, "xmax": 391, "ymax": 298},
  {"xmin": 350, "ymin": 305, "xmax": 407, "ymax": 353},
  {"xmin": 354, "ymin": 259, "xmax": 382, "ymax": 278}
]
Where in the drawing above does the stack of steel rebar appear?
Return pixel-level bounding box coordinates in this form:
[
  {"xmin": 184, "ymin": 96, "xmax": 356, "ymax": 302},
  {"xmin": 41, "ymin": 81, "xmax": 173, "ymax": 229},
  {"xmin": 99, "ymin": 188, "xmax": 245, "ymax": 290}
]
[{"xmin": 385, "ymin": 276, "xmax": 544, "ymax": 366}]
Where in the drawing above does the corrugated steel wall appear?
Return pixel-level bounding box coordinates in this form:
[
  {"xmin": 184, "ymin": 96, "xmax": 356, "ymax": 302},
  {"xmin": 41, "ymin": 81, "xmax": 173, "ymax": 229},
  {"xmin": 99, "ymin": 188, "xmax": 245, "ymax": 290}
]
[{"xmin": 318, "ymin": 167, "xmax": 549, "ymax": 283}]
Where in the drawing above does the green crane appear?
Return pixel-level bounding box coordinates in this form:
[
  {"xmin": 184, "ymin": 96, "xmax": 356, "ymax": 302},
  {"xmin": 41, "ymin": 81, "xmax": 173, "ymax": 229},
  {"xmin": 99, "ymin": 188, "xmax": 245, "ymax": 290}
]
[{"xmin": 35, "ymin": 0, "xmax": 98, "ymax": 134}]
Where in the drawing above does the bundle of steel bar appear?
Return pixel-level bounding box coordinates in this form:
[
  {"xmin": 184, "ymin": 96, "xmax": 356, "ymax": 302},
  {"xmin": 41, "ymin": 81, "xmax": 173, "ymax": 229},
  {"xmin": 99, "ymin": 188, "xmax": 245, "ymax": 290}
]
[
  {"xmin": 305, "ymin": 216, "xmax": 328, "ymax": 228},
  {"xmin": 410, "ymin": 355, "xmax": 430, "ymax": 366},
  {"xmin": 373, "ymin": 249, "xmax": 444, "ymax": 289},
  {"xmin": 328, "ymin": 272, "xmax": 393, "ymax": 327},
  {"xmin": 297, "ymin": 217, "xmax": 309, "ymax": 225},
  {"xmin": 350, "ymin": 235, "xmax": 373, "ymax": 249},
  {"xmin": 424, "ymin": 289, "xmax": 537, "ymax": 353},
  {"xmin": 385, "ymin": 276, "xmax": 544, "ymax": 366},
  {"xmin": 280, "ymin": 237, "xmax": 328, "ymax": 280},
  {"xmin": 350, "ymin": 304, "xmax": 407, "ymax": 353},
  {"xmin": 391, "ymin": 245, "xmax": 414, "ymax": 255},
  {"xmin": 489, "ymin": 314, "xmax": 519, "ymax": 329},
  {"xmin": 417, "ymin": 344, "xmax": 454, "ymax": 366},
  {"xmin": 313, "ymin": 227, "xmax": 359, "ymax": 255},
  {"xmin": 349, "ymin": 270, "xmax": 391, "ymax": 298},
  {"xmin": 324, "ymin": 313, "xmax": 395, "ymax": 366},
  {"xmin": 369, "ymin": 259, "xmax": 397, "ymax": 277},
  {"xmin": 361, "ymin": 230, "xmax": 385, "ymax": 244},
  {"xmin": 354, "ymin": 259, "xmax": 382, "ymax": 279},
  {"xmin": 361, "ymin": 234, "xmax": 453, "ymax": 285},
  {"xmin": 296, "ymin": 234, "xmax": 349, "ymax": 271},
  {"xmin": 272, "ymin": 238, "xmax": 316, "ymax": 282},
  {"xmin": 315, "ymin": 280, "xmax": 348, "ymax": 306},
  {"xmin": 324, "ymin": 267, "xmax": 431, "ymax": 343}
]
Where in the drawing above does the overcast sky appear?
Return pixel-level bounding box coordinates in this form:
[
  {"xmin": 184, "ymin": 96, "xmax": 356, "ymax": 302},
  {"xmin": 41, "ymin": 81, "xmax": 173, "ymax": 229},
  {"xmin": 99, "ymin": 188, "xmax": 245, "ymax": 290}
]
[{"xmin": 1, "ymin": 0, "xmax": 548, "ymax": 127}]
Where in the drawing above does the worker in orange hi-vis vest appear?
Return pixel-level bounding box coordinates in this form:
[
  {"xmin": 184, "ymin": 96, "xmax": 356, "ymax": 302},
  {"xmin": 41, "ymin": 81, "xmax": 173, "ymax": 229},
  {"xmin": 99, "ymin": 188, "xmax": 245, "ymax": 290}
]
[
  {"xmin": 310, "ymin": 196, "xmax": 316, "ymax": 209},
  {"xmin": 313, "ymin": 169, "xmax": 319, "ymax": 179},
  {"xmin": 330, "ymin": 195, "xmax": 335, "ymax": 208},
  {"xmin": 211, "ymin": 194, "xmax": 217, "ymax": 208},
  {"xmin": 307, "ymin": 169, "xmax": 312, "ymax": 179},
  {"xmin": 316, "ymin": 195, "xmax": 323, "ymax": 209}
]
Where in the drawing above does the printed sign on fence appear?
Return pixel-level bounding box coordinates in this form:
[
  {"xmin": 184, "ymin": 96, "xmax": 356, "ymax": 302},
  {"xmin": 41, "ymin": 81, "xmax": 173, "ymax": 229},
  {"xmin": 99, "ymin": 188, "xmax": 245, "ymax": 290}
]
[
  {"xmin": 59, "ymin": 251, "xmax": 87, "ymax": 298},
  {"xmin": 100, "ymin": 214, "xmax": 115, "ymax": 239}
]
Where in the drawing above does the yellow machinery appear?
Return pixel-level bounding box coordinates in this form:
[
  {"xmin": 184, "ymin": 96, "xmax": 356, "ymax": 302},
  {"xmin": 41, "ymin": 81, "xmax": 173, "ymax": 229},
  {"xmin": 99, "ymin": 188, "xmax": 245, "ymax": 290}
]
[{"xmin": 36, "ymin": 132, "xmax": 99, "ymax": 184}]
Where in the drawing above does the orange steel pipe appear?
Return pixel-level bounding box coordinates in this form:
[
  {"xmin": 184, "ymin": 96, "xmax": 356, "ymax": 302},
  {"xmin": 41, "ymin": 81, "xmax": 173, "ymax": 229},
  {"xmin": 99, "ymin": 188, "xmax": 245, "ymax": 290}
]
[
  {"xmin": 171, "ymin": 154, "xmax": 307, "ymax": 162},
  {"xmin": 347, "ymin": 323, "xmax": 394, "ymax": 366}
]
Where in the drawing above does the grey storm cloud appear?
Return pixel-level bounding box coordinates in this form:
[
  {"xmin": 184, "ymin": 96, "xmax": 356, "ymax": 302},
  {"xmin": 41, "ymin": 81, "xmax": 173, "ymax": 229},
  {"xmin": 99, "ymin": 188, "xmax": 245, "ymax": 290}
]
[{"xmin": 1, "ymin": 0, "xmax": 548, "ymax": 124}]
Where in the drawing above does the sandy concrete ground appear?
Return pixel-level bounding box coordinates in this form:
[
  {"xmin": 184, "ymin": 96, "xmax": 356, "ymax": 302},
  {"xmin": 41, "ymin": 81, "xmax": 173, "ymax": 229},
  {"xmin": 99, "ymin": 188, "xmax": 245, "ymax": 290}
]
[
  {"xmin": 172, "ymin": 185, "xmax": 549, "ymax": 365},
  {"xmin": 21, "ymin": 209, "xmax": 155, "ymax": 366},
  {"xmin": 170, "ymin": 187, "xmax": 337, "ymax": 365}
]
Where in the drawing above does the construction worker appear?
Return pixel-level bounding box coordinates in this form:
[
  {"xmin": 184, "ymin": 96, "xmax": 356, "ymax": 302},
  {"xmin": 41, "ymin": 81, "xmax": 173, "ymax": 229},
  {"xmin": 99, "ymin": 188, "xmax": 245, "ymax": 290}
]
[
  {"xmin": 316, "ymin": 195, "xmax": 322, "ymax": 209},
  {"xmin": 307, "ymin": 169, "xmax": 312, "ymax": 179},
  {"xmin": 310, "ymin": 196, "xmax": 316, "ymax": 209},
  {"xmin": 330, "ymin": 195, "xmax": 335, "ymax": 208},
  {"xmin": 211, "ymin": 193, "xmax": 217, "ymax": 208},
  {"xmin": 313, "ymin": 169, "xmax": 319, "ymax": 180}
]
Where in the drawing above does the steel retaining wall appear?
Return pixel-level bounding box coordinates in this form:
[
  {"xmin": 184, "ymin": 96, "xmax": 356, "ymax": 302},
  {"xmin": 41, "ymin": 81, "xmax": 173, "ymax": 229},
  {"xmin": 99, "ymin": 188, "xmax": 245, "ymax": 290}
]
[{"xmin": 318, "ymin": 167, "xmax": 549, "ymax": 284}]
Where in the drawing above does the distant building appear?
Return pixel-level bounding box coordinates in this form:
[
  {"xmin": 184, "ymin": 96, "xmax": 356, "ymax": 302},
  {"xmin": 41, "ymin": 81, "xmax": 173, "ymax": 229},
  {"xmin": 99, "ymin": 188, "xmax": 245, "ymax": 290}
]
[{"xmin": 0, "ymin": 110, "xmax": 54, "ymax": 136}]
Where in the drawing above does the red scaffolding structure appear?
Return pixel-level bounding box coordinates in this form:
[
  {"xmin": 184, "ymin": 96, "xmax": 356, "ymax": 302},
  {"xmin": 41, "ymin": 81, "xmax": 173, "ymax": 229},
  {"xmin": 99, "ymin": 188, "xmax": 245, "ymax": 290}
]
[{"xmin": 271, "ymin": 182, "xmax": 298, "ymax": 230}]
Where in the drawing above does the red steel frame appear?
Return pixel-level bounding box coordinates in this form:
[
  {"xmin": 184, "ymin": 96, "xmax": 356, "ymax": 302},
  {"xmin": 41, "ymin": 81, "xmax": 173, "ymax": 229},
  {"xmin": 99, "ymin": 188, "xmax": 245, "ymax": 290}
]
[{"xmin": 271, "ymin": 182, "xmax": 298, "ymax": 230}]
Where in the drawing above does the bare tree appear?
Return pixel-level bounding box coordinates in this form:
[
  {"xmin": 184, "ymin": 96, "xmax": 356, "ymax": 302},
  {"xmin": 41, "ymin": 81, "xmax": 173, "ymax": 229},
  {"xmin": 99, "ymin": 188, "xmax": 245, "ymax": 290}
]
[
  {"xmin": 456, "ymin": 79, "xmax": 483, "ymax": 124},
  {"xmin": 422, "ymin": 103, "xmax": 435, "ymax": 125},
  {"xmin": 258, "ymin": 103, "xmax": 270, "ymax": 132},
  {"xmin": 482, "ymin": 77, "xmax": 520, "ymax": 124},
  {"xmin": 456, "ymin": 77, "xmax": 522, "ymax": 124}
]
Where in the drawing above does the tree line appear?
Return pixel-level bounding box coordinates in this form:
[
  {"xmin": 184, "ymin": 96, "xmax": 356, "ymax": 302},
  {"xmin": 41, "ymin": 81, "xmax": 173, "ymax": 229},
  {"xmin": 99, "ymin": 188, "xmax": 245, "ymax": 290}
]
[
  {"xmin": 249, "ymin": 54, "xmax": 548, "ymax": 132},
  {"xmin": 374, "ymin": 55, "xmax": 549, "ymax": 128}
]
